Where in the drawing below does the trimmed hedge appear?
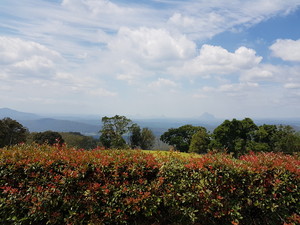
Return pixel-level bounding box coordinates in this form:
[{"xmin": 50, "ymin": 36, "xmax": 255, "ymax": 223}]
[{"xmin": 0, "ymin": 144, "xmax": 299, "ymax": 224}]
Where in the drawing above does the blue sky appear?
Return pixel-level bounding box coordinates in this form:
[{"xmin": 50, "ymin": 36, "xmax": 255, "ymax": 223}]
[{"xmin": 0, "ymin": 0, "xmax": 300, "ymax": 119}]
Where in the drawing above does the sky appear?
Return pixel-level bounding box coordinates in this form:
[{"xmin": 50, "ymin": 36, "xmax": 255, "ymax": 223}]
[{"xmin": 0, "ymin": 0, "xmax": 300, "ymax": 119}]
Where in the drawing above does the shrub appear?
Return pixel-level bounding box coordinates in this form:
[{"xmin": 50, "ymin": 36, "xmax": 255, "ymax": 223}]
[{"xmin": 0, "ymin": 144, "xmax": 299, "ymax": 224}]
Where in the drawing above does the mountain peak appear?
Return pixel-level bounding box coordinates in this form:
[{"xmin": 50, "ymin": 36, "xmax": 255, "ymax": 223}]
[{"xmin": 199, "ymin": 112, "xmax": 216, "ymax": 121}]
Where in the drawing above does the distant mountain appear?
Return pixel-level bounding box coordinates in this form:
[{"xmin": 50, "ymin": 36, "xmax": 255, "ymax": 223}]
[
  {"xmin": 0, "ymin": 108, "xmax": 100, "ymax": 136},
  {"xmin": 199, "ymin": 112, "xmax": 217, "ymax": 121},
  {"xmin": 21, "ymin": 118, "xmax": 100, "ymax": 135},
  {"xmin": 0, "ymin": 108, "xmax": 41, "ymax": 120}
]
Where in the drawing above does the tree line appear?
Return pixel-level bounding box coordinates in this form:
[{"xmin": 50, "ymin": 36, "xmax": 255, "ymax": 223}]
[
  {"xmin": 1, "ymin": 116, "xmax": 300, "ymax": 156},
  {"xmin": 161, "ymin": 118, "xmax": 300, "ymax": 156},
  {"xmin": 0, "ymin": 116, "xmax": 156, "ymax": 150}
]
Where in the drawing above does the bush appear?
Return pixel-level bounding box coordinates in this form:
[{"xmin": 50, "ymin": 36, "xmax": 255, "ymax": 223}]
[{"xmin": 0, "ymin": 144, "xmax": 299, "ymax": 224}]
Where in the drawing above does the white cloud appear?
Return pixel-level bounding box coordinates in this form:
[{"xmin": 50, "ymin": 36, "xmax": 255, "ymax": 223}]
[
  {"xmin": 166, "ymin": 1, "xmax": 300, "ymax": 40},
  {"xmin": 0, "ymin": 36, "xmax": 61, "ymax": 66},
  {"xmin": 240, "ymin": 64, "xmax": 277, "ymax": 82},
  {"xmin": 201, "ymin": 82, "xmax": 259, "ymax": 94},
  {"xmin": 169, "ymin": 45, "xmax": 262, "ymax": 77},
  {"xmin": 148, "ymin": 78, "xmax": 179, "ymax": 89},
  {"xmin": 108, "ymin": 27, "xmax": 196, "ymax": 62},
  {"xmin": 0, "ymin": 36, "xmax": 63, "ymax": 79},
  {"xmin": 270, "ymin": 39, "xmax": 300, "ymax": 62}
]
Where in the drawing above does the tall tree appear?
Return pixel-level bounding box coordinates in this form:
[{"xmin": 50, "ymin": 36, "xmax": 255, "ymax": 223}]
[
  {"xmin": 140, "ymin": 128, "xmax": 156, "ymax": 150},
  {"xmin": 99, "ymin": 115, "xmax": 133, "ymax": 149},
  {"xmin": 0, "ymin": 117, "xmax": 28, "ymax": 147},
  {"xmin": 160, "ymin": 125, "xmax": 204, "ymax": 152},
  {"xmin": 130, "ymin": 125, "xmax": 156, "ymax": 150},
  {"xmin": 129, "ymin": 124, "xmax": 142, "ymax": 149}
]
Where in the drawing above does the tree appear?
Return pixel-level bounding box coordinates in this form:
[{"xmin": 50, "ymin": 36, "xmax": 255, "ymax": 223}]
[
  {"xmin": 99, "ymin": 115, "xmax": 133, "ymax": 149},
  {"xmin": 211, "ymin": 118, "xmax": 257, "ymax": 157},
  {"xmin": 273, "ymin": 125, "xmax": 300, "ymax": 154},
  {"xmin": 249, "ymin": 124, "xmax": 300, "ymax": 154},
  {"xmin": 130, "ymin": 125, "xmax": 156, "ymax": 150},
  {"xmin": 33, "ymin": 131, "xmax": 64, "ymax": 146},
  {"xmin": 0, "ymin": 117, "xmax": 28, "ymax": 147},
  {"xmin": 140, "ymin": 128, "xmax": 156, "ymax": 150},
  {"xmin": 129, "ymin": 124, "xmax": 142, "ymax": 149},
  {"xmin": 250, "ymin": 124, "xmax": 278, "ymax": 152},
  {"xmin": 189, "ymin": 128, "xmax": 210, "ymax": 154},
  {"xmin": 160, "ymin": 125, "xmax": 204, "ymax": 152}
]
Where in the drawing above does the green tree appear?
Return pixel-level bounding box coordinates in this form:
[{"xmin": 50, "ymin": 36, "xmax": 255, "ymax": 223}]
[
  {"xmin": 99, "ymin": 115, "xmax": 133, "ymax": 149},
  {"xmin": 140, "ymin": 128, "xmax": 156, "ymax": 150},
  {"xmin": 33, "ymin": 131, "xmax": 64, "ymax": 146},
  {"xmin": 249, "ymin": 124, "xmax": 300, "ymax": 154},
  {"xmin": 129, "ymin": 124, "xmax": 142, "ymax": 149},
  {"xmin": 130, "ymin": 125, "xmax": 156, "ymax": 150},
  {"xmin": 250, "ymin": 124, "xmax": 278, "ymax": 152},
  {"xmin": 160, "ymin": 125, "xmax": 204, "ymax": 152},
  {"xmin": 211, "ymin": 118, "xmax": 257, "ymax": 156},
  {"xmin": 189, "ymin": 128, "xmax": 210, "ymax": 154},
  {"xmin": 0, "ymin": 117, "xmax": 28, "ymax": 147},
  {"xmin": 274, "ymin": 125, "xmax": 300, "ymax": 154}
]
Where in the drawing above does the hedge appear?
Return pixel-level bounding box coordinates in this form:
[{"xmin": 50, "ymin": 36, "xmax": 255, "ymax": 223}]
[{"xmin": 0, "ymin": 144, "xmax": 299, "ymax": 224}]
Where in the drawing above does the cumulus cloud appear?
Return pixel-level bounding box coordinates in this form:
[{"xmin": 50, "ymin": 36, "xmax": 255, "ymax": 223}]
[
  {"xmin": 239, "ymin": 64, "xmax": 278, "ymax": 82},
  {"xmin": 169, "ymin": 45, "xmax": 262, "ymax": 77},
  {"xmin": 108, "ymin": 27, "xmax": 196, "ymax": 62},
  {"xmin": 0, "ymin": 36, "xmax": 63, "ymax": 79},
  {"xmin": 0, "ymin": 36, "xmax": 61, "ymax": 65},
  {"xmin": 270, "ymin": 39, "xmax": 300, "ymax": 62}
]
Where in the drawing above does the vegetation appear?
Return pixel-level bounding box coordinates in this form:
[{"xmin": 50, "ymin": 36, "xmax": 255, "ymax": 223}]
[
  {"xmin": 160, "ymin": 118, "xmax": 300, "ymax": 156},
  {"xmin": 189, "ymin": 128, "xmax": 210, "ymax": 154},
  {"xmin": 60, "ymin": 132, "xmax": 98, "ymax": 150},
  {"xmin": 160, "ymin": 125, "xmax": 207, "ymax": 152},
  {"xmin": 32, "ymin": 130, "xmax": 64, "ymax": 146},
  {"xmin": 99, "ymin": 115, "xmax": 155, "ymax": 150},
  {"xmin": 0, "ymin": 117, "xmax": 28, "ymax": 148},
  {"xmin": 0, "ymin": 144, "xmax": 299, "ymax": 224},
  {"xmin": 1, "ymin": 116, "xmax": 299, "ymax": 155}
]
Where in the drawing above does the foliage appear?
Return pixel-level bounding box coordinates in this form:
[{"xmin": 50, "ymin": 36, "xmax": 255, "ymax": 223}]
[
  {"xmin": 60, "ymin": 132, "xmax": 98, "ymax": 150},
  {"xmin": 130, "ymin": 125, "xmax": 156, "ymax": 150},
  {"xmin": 129, "ymin": 124, "xmax": 141, "ymax": 149},
  {"xmin": 99, "ymin": 115, "xmax": 134, "ymax": 149},
  {"xmin": 189, "ymin": 128, "xmax": 210, "ymax": 154},
  {"xmin": 33, "ymin": 130, "xmax": 64, "ymax": 146},
  {"xmin": 211, "ymin": 118, "xmax": 258, "ymax": 157},
  {"xmin": 1, "ymin": 144, "xmax": 299, "ymax": 225},
  {"xmin": 160, "ymin": 125, "xmax": 206, "ymax": 152},
  {"xmin": 0, "ymin": 117, "xmax": 28, "ymax": 148},
  {"xmin": 140, "ymin": 128, "xmax": 156, "ymax": 150}
]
